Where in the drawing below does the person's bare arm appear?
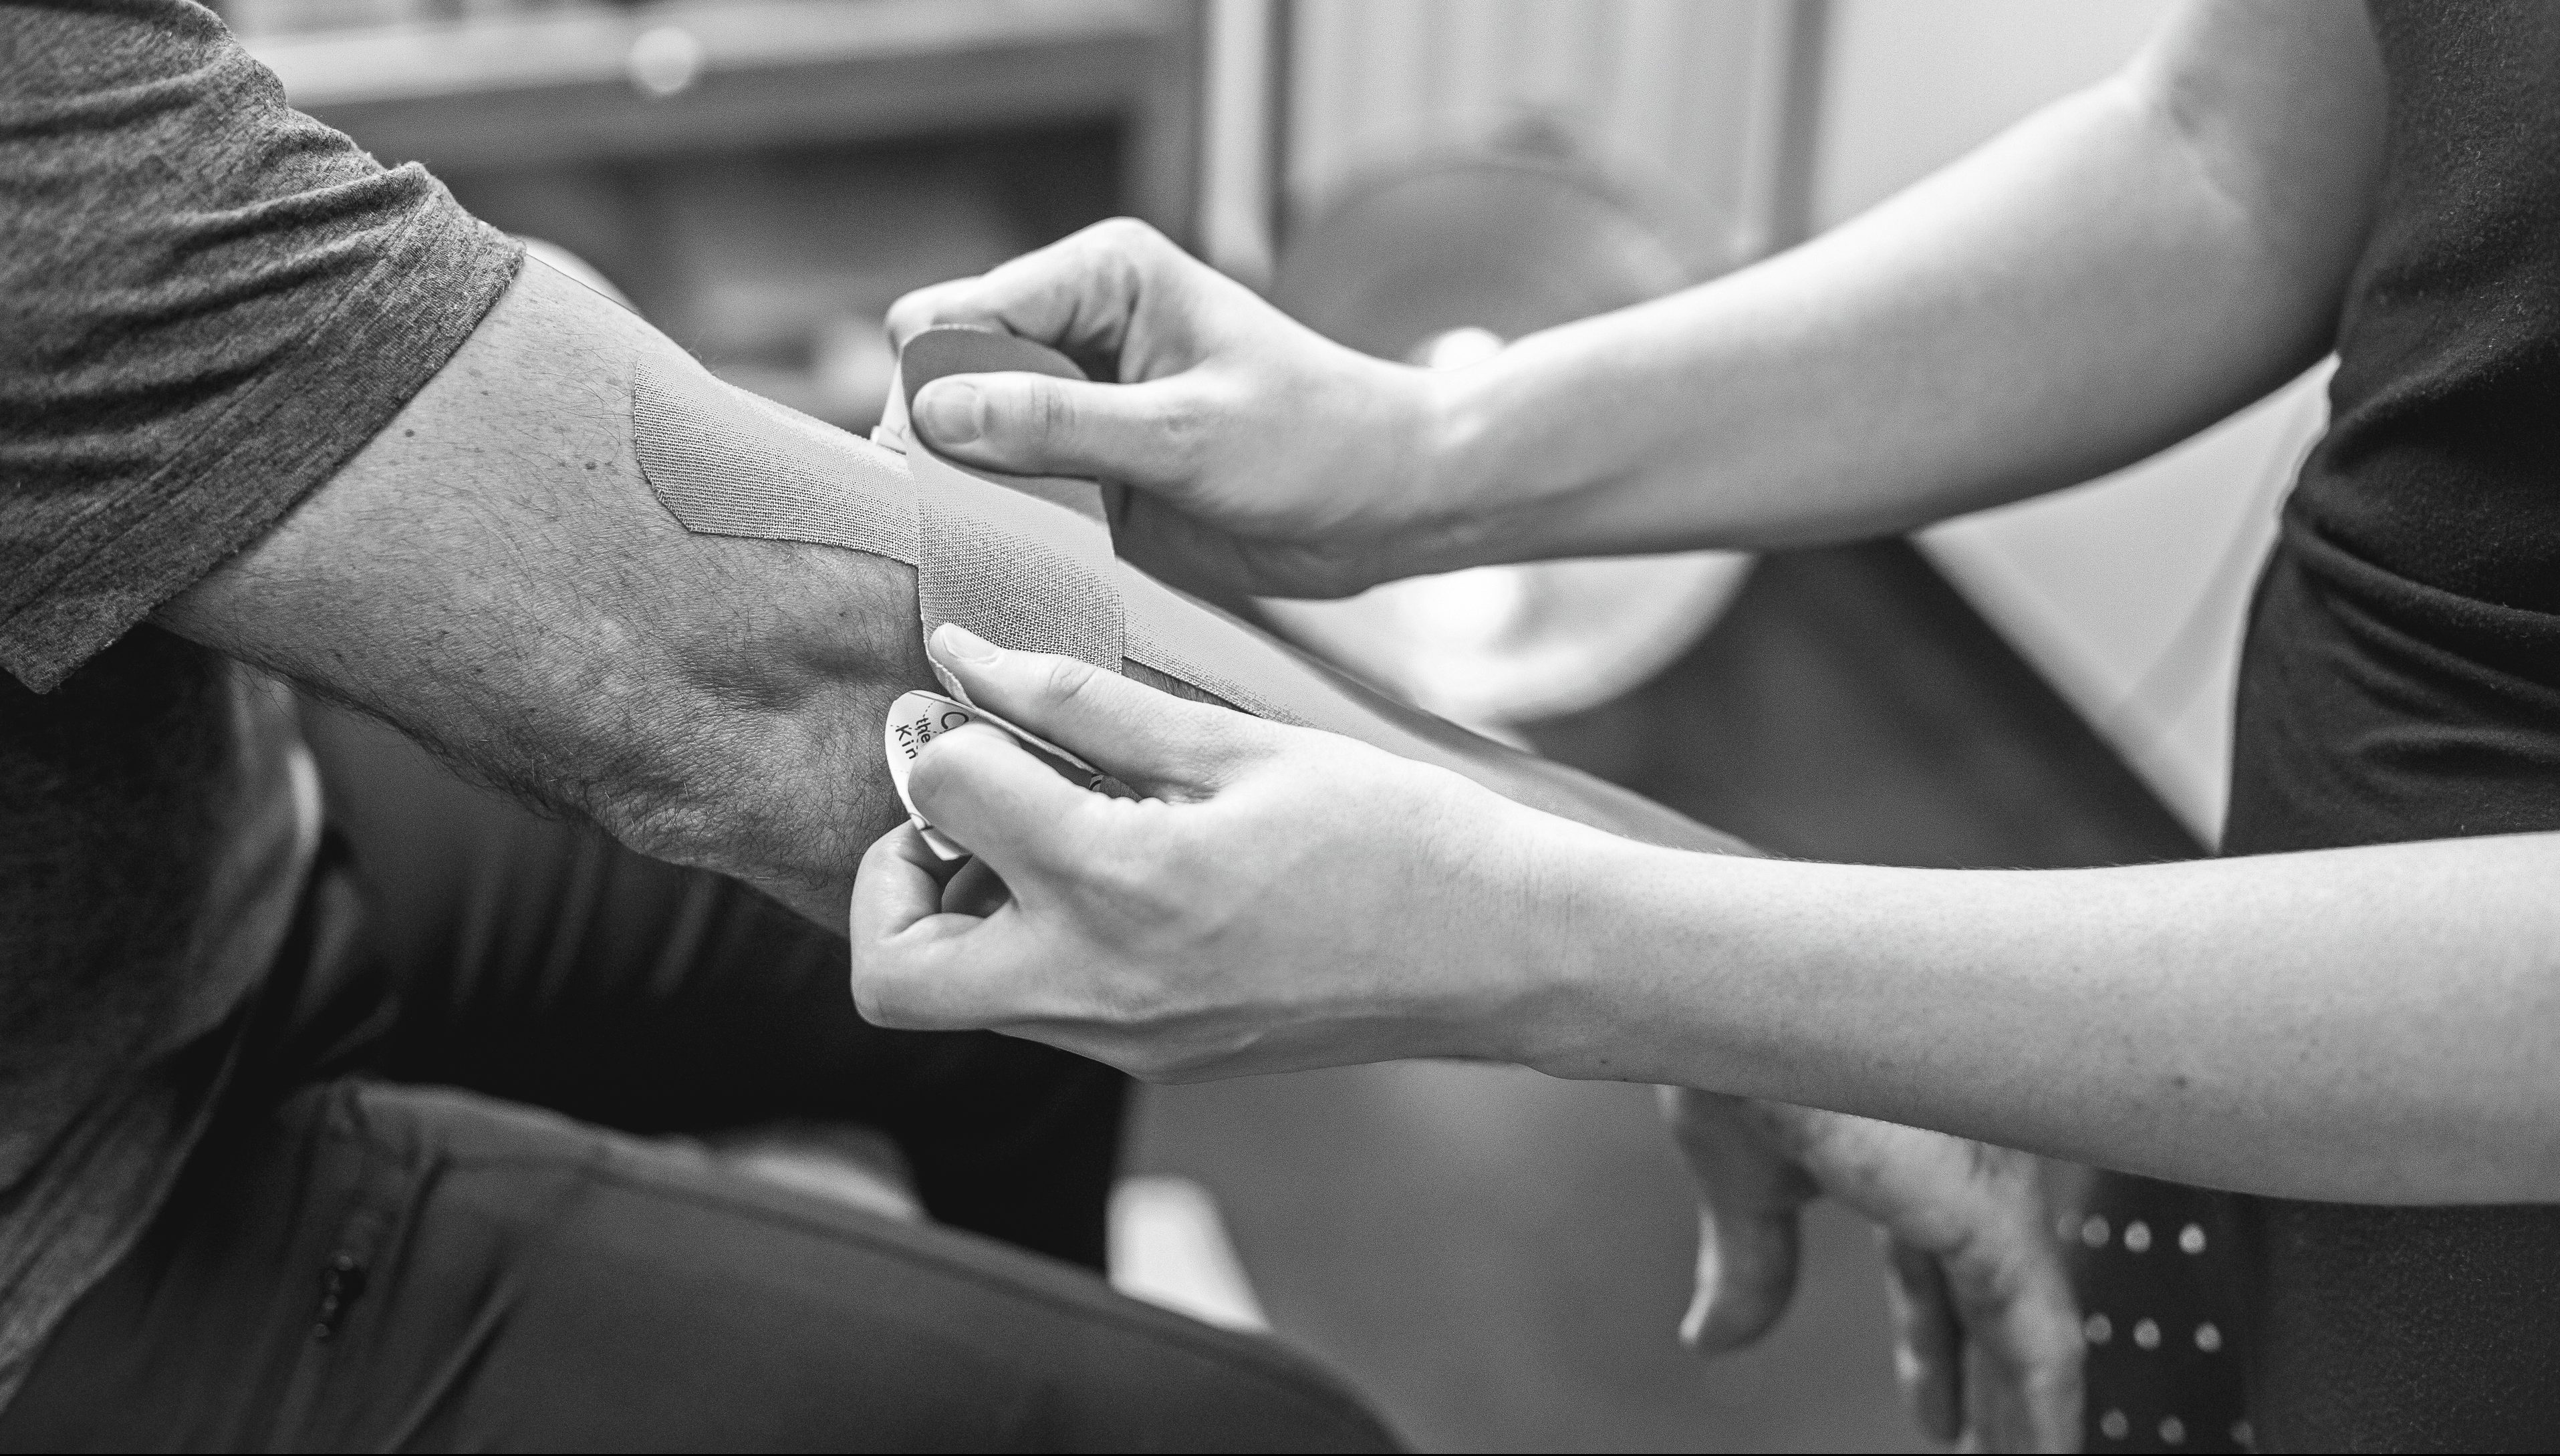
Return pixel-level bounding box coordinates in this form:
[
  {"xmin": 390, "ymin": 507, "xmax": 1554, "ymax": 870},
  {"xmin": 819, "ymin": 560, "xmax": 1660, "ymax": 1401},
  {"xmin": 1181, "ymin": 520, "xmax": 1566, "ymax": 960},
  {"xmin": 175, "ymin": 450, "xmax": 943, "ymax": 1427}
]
[
  {"xmin": 1562, "ymin": 833, "xmax": 2560, "ymax": 1204},
  {"xmin": 856, "ymin": 646, "xmax": 2560, "ymax": 1206},
  {"xmin": 161, "ymin": 259, "xmax": 934, "ymax": 928},
  {"xmin": 886, "ymin": 0, "xmax": 2386, "ymax": 593},
  {"xmin": 1422, "ymin": 0, "xmax": 2386, "ymax": 560}
]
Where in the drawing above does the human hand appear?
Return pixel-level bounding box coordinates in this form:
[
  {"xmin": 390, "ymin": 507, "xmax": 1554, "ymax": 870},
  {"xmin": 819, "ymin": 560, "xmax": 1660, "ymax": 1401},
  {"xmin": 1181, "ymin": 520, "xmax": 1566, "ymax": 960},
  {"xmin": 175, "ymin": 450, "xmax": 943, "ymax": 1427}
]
[
  {"xmin": 1665, "ymin": 1089, "xmax": 2083, "ymax": 1453},
  {"xmin": 850, "ymin": 626, "xmax": 1594, "ymax": 1076},
  {"xmin": 883, "ymin": 219, "xmax": 1458, "ymax": 598},
  {"xmin": 850, "ymin": 636, "xmax": 2083, "ymax": 1451}
]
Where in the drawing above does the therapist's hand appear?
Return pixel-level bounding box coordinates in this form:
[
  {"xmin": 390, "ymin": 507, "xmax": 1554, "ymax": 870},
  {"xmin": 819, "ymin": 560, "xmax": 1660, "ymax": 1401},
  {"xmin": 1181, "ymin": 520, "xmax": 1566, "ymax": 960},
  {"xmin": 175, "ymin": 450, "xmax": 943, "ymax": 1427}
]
[
  {"xmin": 883, "ymin": 219, "xmax": 1456, "ymax": 599},
  {"xmin": 852, "ymin": 626, "xmax": 1586, "ymax": 1076},
  {"xmin": 1667, "ymin": 1090, "xmax": 2083, "ymax": 1453},
  {"xmin": 855, "ymin": 632, "xmax": 2082, "ymax": 1451}
]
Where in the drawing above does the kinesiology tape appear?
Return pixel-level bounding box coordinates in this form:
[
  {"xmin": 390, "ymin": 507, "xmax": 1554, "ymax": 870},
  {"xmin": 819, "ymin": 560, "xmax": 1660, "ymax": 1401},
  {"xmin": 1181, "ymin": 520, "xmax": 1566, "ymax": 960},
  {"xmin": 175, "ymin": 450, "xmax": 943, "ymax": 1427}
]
[{"xmin": 632, "ymin": 327, "xmax": 1751, "ymax": 858}]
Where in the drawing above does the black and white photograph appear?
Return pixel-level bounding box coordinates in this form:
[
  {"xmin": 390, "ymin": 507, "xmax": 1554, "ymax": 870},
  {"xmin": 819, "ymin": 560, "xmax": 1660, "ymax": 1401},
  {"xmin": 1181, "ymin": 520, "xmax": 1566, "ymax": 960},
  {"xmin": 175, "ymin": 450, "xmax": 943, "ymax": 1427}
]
[{"xmin": 4, "ymin": 0, "xmax": 2554, "ymax": 1450}]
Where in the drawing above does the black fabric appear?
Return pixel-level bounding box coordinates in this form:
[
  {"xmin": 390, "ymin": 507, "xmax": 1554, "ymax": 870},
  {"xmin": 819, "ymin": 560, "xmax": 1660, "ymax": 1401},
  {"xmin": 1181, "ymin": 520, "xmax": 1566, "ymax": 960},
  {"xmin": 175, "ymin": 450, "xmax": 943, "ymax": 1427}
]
[
  {"xmin": 2212, "ymin": 2, "xmax": 2560, "ymax": 1448},
  {"xmin": 0, "ymin": 1050, "xmax": 1388, "ymax": 1451},
  {"xmin": 0, "ymin": 739, "xmax": 1396, "ymax": 1451},
  {"xmin": 2283, "ymin": 3, "xmax": 2560, "ymax": 649},
  {"xmin": 0, "ymin": 1074, "xmax": 1390, "ymax": 1453},
  {"xmin": 2221, "ymin": 549, "xmax": 2560, "ymax": 1453},
  {"xmin": 299, "ymin": 710, "xmax": 1136, "ymax": 1272},
  {"xmin": 2071, "ymin": 1173, "xmax": 2249, "ymax": 1453},
  {"xmin": 0, "ymin": 630, "xmax": 235, "ymax": 1178}
]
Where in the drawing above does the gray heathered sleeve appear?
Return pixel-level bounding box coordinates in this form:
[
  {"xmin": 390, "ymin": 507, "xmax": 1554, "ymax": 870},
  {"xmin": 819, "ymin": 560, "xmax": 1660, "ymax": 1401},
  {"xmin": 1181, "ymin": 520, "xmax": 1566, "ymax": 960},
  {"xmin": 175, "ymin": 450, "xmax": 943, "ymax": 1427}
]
[{"xmin": 0, "ymin": 0, "xmax": 524, "ymax": 691}]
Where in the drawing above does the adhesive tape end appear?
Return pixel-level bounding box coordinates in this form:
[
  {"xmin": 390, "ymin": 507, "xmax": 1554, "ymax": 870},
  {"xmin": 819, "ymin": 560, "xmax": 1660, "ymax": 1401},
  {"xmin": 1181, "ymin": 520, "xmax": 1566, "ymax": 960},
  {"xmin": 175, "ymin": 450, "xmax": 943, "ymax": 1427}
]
[{"xmin": 918, "ymin": 821, "xmax": 971, "ymax": 862}]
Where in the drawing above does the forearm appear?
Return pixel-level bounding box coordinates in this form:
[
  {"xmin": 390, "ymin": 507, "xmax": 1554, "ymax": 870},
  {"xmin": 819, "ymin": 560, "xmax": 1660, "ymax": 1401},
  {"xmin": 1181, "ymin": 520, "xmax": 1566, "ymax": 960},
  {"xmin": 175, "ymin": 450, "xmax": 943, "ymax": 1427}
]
[
  {"xmin": 1409, "ymin": 0, "xmax": 2382, "ymax": 567},
  {"xmin": 162, "ymin": 260, "xmax": 934, "ymax": 926},
  {"xmin": 1536, "ymin": 831, "xmax": 2560, "ymax": 1203}
]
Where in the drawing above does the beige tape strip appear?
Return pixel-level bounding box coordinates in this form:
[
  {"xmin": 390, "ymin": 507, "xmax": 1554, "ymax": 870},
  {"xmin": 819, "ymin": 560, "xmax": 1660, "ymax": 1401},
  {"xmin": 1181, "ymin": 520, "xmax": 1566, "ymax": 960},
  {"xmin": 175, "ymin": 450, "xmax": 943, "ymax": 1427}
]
[
  {"xmin": 634, "ymin": 358, "xmax": 917, "ymax": 563},
  {"xmin": 890, "ymin": 332, "xmax": 1124, "ymax": 683},
  {"xmin": 633, "ymin": 333, "xmax": 1718, "ymax": 835}
]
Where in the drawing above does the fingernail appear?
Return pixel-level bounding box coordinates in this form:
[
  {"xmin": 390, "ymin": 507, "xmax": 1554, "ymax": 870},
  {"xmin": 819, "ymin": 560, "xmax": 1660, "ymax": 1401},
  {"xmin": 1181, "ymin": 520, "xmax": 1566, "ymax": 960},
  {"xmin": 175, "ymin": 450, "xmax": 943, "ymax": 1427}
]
[
  {"xmin": 932, "ymin": 622, "xmax": 1001, "ymax": 664},
  {"xmin": 914, "ymin": 379, "xmax": 983, "ymax": 445}
]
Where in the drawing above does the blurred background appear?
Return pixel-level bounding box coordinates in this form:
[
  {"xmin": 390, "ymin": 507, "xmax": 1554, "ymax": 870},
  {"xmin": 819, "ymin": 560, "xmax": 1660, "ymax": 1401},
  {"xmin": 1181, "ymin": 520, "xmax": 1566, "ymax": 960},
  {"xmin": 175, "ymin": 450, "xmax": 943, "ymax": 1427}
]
[{"xmin": 237, "ymin": 0, "xmax": 2323, "ymax": 1447}]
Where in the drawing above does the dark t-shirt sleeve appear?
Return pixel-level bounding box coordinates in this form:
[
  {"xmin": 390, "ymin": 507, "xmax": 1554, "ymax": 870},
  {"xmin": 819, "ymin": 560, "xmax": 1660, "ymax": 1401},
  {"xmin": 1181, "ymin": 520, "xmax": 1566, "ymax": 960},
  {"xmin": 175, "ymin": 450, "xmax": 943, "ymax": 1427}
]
[{"xmin": 0, "ymin": 0, "xmax": 523, "ymax": 691}]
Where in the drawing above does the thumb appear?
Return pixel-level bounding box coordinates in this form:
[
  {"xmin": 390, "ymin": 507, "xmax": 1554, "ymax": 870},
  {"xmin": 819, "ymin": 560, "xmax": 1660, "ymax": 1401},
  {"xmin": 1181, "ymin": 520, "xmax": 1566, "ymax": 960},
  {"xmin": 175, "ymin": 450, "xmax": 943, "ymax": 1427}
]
[
  {"xmin": 1682, "ymin": 1199, "xmax": 1806, "ymax": 1352},
  {"xmin": 912, "ymin": 372, "xmax": 1204, "ymax": 494},
  {"xmin": 848, "ymin": 823, "xmax": 1059, "ymax": 1034},
  {"xmin": 906, "ymin": 720, "xmax": 1098, "ymax": 881},
  {"xmin": 884, "ymin": 217, "xmax": 1189, "ymax": 357},
  {"xmin": 1880, "ymin": 1235, "xmax": 1966, "ymax": 1443},
  {"xmin": 1661, "ymin": 1088, "xmax": 1819, "ymax": 1352},
  {"xmin": 926, "ymin": 625, "xmax": 1277, "ymax": 794}
]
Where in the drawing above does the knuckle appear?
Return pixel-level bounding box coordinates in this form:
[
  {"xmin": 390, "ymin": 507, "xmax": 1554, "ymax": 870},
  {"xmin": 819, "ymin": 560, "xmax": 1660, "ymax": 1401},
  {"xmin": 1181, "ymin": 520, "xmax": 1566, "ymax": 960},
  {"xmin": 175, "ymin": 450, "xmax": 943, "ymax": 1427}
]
[
  {"xmin": 1090, "ymin": 216, "xmax": 1163, "ymax": 254},
  {"xmin": 848, "ymin": 972, "xmax": 908, "ymax": 1028},
  {"xmin": 1080, "ymin": 221, "xmax": 1166, "ymax": 329},
  {"xmin": 1087, "ymin": 833, "xmax": 1177, "ymax": 910},
  {"xmin": 882, "ymin": 290, "xmax": 937, "ymax": 339},
  {"xmin": 1953, "ymin": 1237, "xmax": 2045, "ymax": 1317},
  {"xmin": 1032, "ymin": 651, "xmax": 1101, "ymax": 705},
  {"xmin": 849, "ymin": 979, "xmax": 888, "ymax": 1024},
  {"xmin": 1029, "ymin": 377, "xmax": 1079, "ymax": 438},
  {"xmin": 1150, "ymin": 390, "xmax": 1211, "ymax": 468},
  {"xmin": 886, "ymin": 279, "xmax": 983, "ymax": 339}
]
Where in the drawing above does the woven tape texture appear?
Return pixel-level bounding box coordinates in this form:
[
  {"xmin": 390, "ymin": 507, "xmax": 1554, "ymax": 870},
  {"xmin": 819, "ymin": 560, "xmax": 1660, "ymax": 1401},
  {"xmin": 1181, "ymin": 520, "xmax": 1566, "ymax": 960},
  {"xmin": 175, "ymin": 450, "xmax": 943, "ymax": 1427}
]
[
  {"xmin": 630, "ymin": 335, "xmax": 1745, "ymax": 858},
  {"xmin": 636, "ymin": 353, "xmax": 1126, "ymax": 670},
  {"xmin": 633, "ymin": 360, "xmax": 918, "ymax": 563},
  {"xmin": 918, "ymin": 488, "xmax": 1122, "ymax": 669},
  {"xmin": 633, "ymin": 340, "xmax": 1443, "ymax": 752}
]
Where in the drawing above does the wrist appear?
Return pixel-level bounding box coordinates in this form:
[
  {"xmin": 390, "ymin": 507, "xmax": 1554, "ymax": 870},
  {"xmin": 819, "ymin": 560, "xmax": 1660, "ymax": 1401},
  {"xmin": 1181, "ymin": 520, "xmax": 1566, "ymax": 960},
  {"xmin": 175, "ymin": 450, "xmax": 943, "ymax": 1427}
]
[
  {"xmin": 1396, "ymin": 359, "xmax": 1512, "ymax": 572},
  {"xmin": 1402, "ymin": 337, "xmax": 1614, "ymax": 574},
  {"xmin": 1305, "ymin": 351, "xmax": 1480, "ymax": 585},
  {"xmin": 1506, "ymin": 839, "xmax": 1817, "ymax": 1088},
  {"xmin": 1469, "ymin": 809, "xmax": 1654, "ymax": 1073}
]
